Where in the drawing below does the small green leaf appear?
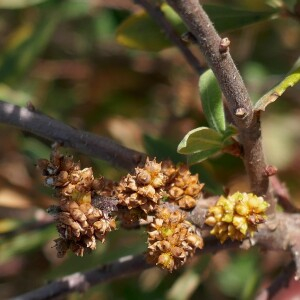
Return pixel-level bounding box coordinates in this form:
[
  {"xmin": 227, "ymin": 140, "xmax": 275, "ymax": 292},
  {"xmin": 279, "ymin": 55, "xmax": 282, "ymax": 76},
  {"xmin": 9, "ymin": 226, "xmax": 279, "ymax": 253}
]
[
  {"xmin": 177, "ymin": 127, "xmax": 223, "ymax": 155},
  {"xmin": 116, "ymin": 4, "xmax": 278, "ymax": 52},
  {"xmin": 254, "ymin": 62, "xmax": 300, "ymax": 111},
  {"xmin": 187, "ymin": 148, "xmax": 221, "ymax": 165},
  {"xmin": 199, "ymin": 69, "xmax": 226, "ymax": 132},
  {"xmin": 178, "ymin": 125, "xmax": 236, "ymax": 164}
]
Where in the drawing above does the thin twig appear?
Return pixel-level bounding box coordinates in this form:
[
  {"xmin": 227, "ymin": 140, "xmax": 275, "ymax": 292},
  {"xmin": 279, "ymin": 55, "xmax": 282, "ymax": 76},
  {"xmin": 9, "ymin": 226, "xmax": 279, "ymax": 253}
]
[
  {"xmin": 166, "ymin": 0, "xmax": 272, "ymax": 210},
  {"xmin": 255, "ymin": 261, "xmax": 296, "ymax": 300},
  {"xmin": 12, "ymin": 254, "xmax": 150, "ymax": 300},
  {"xmin": 134, "ymin": 0, "xmax": 205, "ymax": 75},
  {"xmin": 0, "ymin": 101, "xmax": 146, "ymax": 171}
]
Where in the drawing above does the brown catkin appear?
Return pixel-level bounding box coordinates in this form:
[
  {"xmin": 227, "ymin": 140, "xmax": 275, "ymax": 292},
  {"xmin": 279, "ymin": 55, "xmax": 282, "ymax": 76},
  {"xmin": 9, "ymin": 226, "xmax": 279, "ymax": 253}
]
[
  {"xmin": 38, "ymin": 147, "xmax": 117, "ymax": 257},
  {"xmin": 147, "ymin": 205, "xmax": 203, "ymax": 272}
]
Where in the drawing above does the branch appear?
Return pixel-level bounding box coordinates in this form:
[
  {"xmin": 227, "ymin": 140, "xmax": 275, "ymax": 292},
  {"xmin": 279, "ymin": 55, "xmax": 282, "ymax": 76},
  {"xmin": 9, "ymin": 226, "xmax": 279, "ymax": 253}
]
[
  {"xmin": 134, "ymin": 0, "xmax": 205, "ymax": 75},
  {"xmin": 165, "ymin": 0, "xmax": 271, "ymax": 208},
  {"xmin": 13, "ymin": 238, "xmax": 239, "ymax": 300},
  {"xmin": 0, "ymin": 101, "xmax": 146, "ymax": 171},
  {"xmin": 13, "ymin": 254, "xmax": 150, "ymax": 300}
]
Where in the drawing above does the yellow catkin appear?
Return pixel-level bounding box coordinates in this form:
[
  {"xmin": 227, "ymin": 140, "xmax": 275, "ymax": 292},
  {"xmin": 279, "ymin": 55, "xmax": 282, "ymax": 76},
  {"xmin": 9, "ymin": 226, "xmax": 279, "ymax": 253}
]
[{"xmin": 205, "ymin": 192, "xmax": 269, "ymax": 243}]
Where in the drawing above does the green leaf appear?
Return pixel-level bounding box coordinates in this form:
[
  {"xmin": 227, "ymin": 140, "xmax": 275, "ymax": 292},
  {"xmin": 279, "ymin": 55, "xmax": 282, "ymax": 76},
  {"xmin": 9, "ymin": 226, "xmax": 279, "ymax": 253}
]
[
  {"xmin": 254, "ymin": 62, "xmax": 300, "ymax": 111},
  {"xmin": 177, "ymin": 127, "xmax": 223, "ymax": 155},
  {"xmin": 116, "ymin": 4, "xmax": 278, "ymax": 51},
  {"xmin": 187, "ymin": 148, "xmax": 221, "ymax": 165},
  {"xmin": 0, "ymin": 12, "xmax": 59, "ymax": 84},
  {"xmin": 178, "ymin": 125, "xmax": 236, "ymax": 164},
  {"xmin": 199, "ymin": 69, "xmax": 226, "ymax": 132}
]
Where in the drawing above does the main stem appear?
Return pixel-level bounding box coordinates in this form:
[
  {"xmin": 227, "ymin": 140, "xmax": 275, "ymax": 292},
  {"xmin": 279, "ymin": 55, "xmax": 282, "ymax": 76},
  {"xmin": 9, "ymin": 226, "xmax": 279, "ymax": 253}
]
[{"xmin": 166, "ymin": 0, "xmax": 272, "ymax": 207}]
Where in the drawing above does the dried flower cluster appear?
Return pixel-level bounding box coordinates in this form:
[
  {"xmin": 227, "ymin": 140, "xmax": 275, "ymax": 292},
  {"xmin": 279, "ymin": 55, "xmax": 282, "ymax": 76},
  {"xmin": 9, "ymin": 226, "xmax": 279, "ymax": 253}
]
[
  {"xmin": 116, "ymin": 159, "xmax": 204, "ymax": 270},
  {"xmin": 116, "ymin": 159, "xmax": 204, "ymax": 228},
  {"xmin": 117, "ymin": 158, "xmax": 167, "ymax": 214},
  {"xmin": 116, "ymin": 158, "xmax": 168, "ymax": 228},
  {"xmin": 39, "ymin": 148, "xmax": 205, "ymax": 271},
  {"xmin": 38, "ymin": 147, "xmax": 117, "ymax": 257},
  {"xmin": 205, "ymin": 192, "xmax": 269, "ymax": 243},
  {"xmin": 164, "ymin": 164, "xmax": 204, "ymax": 209},
  {"xmin": 147, "ymin": 205, "xmax": 203, "ymax": 272}
]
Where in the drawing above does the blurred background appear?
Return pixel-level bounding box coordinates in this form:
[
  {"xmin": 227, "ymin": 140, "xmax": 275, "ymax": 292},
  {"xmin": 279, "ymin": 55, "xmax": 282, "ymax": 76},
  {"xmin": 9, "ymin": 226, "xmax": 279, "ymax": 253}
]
[{"xmin": 0, "ymin": 0, "xmax": 299, "ymax": 299}]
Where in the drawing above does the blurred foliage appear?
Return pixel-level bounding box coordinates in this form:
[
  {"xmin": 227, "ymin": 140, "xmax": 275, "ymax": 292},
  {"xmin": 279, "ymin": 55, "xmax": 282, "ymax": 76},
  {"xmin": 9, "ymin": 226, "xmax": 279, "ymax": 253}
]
[
  {"xmin": 0, "ymin": 0, "xmax": 299, "ymax": 299},
  {"xmin": 116, "ymin": 3, "xmax": 278, "ymax": 51}
]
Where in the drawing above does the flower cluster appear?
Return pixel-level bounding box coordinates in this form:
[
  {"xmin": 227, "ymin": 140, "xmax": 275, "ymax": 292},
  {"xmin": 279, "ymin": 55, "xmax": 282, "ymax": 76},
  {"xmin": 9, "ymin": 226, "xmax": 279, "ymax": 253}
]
[
  {"xmin": 205, "ymin": 192, "xmax": 269, "ymax": 243},
  {"xmin": 117, "ymin": 158, "xmax": 167, "ymax": 214},
  {"xmin": 53, "ymin": 199, "xmax": 116, "ymax": 257},
  {"xmin": 39, "ymin": 149, "xmax": 205, "ymax": 270},
  {"xmin": 147, "ymin": 205, "xmax": 203, "ymax": 272},
  {"xmin": 38, "ymin": 147, "xmax": 117, "ymax": 257},
  {"xmin": 164, "ymin": 164, "xmax": 204, "ymax": 209},
  {"xmin": 116, "ymin": 159, "xmax": 204, "ymax": 228},
  {"xmin": 39, "ymin": 148, "xmax": 270, "ymax": 271}
]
